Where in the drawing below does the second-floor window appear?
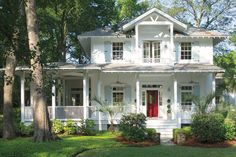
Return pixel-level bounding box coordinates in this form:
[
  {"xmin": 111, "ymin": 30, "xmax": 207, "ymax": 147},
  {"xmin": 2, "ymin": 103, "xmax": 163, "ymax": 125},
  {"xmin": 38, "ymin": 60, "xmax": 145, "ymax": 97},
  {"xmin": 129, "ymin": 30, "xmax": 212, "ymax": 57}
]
[
  {"xmin": 181, "ymin": 42, "xmax": 192, "ymax": 60},
  {"xmin": 143, "ymin": 41, "xmax": 161, "ymax": 63},
  {"xmin": 112, "ymin": 42, "xmax": 123, "ymax": 60}
]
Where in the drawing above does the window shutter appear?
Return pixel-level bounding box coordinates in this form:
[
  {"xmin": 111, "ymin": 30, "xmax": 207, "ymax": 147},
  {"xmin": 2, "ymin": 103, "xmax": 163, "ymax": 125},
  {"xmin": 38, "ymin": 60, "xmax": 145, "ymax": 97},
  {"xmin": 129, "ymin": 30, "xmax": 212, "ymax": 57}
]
[
  {"xmin": 175, "ymin": 42, "xmax": 180, "ymax": 62},
  {"xmin": 193, "ymin": 83, "xmax": 200, "ymax": 97},
  {"xmin": 192, "ymin": 41, "xmax": 200, "ymax": 62},
  {"xmin": 124, "ymin": 85, "xmax": 132, "ymax": 105},
  {"xmin": 177, "ymin": 84, "xmax": 181, "ymax": 105},
  {"xmin": 104, "ymin": 85, "xmax": 112, "ymax": 104},
  {"xmin": 104, "ymin": 41, "xmax": 111, "ymax": 62}
]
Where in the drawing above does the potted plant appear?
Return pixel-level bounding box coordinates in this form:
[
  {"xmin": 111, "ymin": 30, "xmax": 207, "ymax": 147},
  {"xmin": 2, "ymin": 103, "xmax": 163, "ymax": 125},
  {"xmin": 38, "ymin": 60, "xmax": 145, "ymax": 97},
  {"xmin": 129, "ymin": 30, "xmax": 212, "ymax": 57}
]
[{"xmin": 167, "ymin": 99, "xmax": 172, "ymax": 119}]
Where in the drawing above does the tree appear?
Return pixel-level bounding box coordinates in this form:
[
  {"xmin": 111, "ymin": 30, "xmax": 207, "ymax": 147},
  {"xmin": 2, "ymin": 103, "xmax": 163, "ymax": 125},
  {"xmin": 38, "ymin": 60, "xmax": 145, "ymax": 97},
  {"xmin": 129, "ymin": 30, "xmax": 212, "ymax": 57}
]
[
  {"xmin": 37, "ymin": 0, "xmax": 116, "ymax": 62},
  {"xmin": 116, "ymin": 0, "xmax": 149, "ymax": 21},
  {"xmin": 0, "ymin": 0, "xmax": 26, "ymax": 139},
  {"xmin": 93, "ymin": 97, "xmax": 124, "ymax": 131},
  {"xmin": 24, "ymin": 0, "xmax": 53, "ymax": 142},
  {"xmin": 171, "ymin": 0, "xmax": 235, "ymax": 29},
  {"xmin": 186, "ymin": 93, "xmax": 216, "ymax": 115},
  {"xmin": 214, "ymin": 51, "xmax": 236, "ymax": 93}
]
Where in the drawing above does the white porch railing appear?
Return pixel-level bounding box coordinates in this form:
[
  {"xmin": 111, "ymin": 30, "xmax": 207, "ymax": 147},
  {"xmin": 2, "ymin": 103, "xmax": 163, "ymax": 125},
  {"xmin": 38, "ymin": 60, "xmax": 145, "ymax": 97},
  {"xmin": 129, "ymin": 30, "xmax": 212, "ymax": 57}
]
[
  {"xmin": 24, "ymin": 105, "xmax": 136, "ymax": 121},
  {"xmin": 178, "ymin": 105, "xmax": 195, "ymax": 123}
]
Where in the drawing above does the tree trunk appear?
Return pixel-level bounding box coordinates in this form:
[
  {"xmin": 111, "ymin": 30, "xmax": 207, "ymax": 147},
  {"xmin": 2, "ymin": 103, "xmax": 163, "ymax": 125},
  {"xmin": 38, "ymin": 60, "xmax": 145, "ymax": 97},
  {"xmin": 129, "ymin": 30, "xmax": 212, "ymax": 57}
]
[
  {"xmin": 2, "ymin": 48, "xmax": 16, "ymax": 139},
  {"xmin": 25, "ymin": 0, "xmax": 53, "ymax": 142}
]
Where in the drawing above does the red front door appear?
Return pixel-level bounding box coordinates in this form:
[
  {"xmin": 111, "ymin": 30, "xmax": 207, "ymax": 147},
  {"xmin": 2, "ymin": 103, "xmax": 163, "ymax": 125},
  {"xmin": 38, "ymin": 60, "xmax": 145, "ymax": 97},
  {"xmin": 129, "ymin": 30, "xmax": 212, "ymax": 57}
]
[{"xmin": 147, "ymin": 90, "xmax": 158, "ymax": 117}]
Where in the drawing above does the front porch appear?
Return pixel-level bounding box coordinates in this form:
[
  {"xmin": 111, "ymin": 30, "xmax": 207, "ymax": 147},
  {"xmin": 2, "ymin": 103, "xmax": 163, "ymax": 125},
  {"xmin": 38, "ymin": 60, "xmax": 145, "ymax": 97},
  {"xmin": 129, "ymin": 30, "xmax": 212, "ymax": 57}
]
[{"xmin": 19, "ymin": 68, "xmax": 216, "ymax": 132}]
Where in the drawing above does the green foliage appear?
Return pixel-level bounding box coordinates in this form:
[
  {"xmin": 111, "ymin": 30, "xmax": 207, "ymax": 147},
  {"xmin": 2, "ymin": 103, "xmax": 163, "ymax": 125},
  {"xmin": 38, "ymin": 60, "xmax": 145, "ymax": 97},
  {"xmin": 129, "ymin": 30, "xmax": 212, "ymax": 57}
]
[
  {"xmin": 19, "ymin": 123, "xmax": 34, "ymax": 137},
  {"xmin": 78, "ymin": 119, "xmax": 96, "ymax": 136},
  {"xmin": 116, "ymin": 0, "xmax": 148, "ymax": 20},
  {"xmin": 227, "ymin": 111, "xmax": 236, "ymax": 131},
  {"xmin": 224, "ymin": 119, "xmax": 235, "ymax": 140},
  {"xmin": 52, "ymin": 119, "xmax": 64, "ymax": 134},
  {"xmin": 119, "ymin": 113, "xmax": 147, "ymax": 142},
  {"xmin": 191, "ymin": 113, "xmax": 225, "ymax": 143},
  {"xmin": 63, "ymin": 120, "xmax": 77, "ymax": 135},
  {"xmin": 173, "ymin": 127, "xmax": 192, "ymax": 142},
  {"xmin": 214, "ymin": 51, "xmax": 236, "ymax": 93},
  {"xmin": 145, "ymin": 128, "xmax": 156, "ymax": 140},
  {"xmin": 186, "ymin": 93, "xmax": 215, "ymax": 115},
  {"xmin": 0, "ymin": 116, "xmax": 2, "ymax": 138},
  {"xmin": 93, "ymin": 97, "xmax": 124, "ymax": 131}
]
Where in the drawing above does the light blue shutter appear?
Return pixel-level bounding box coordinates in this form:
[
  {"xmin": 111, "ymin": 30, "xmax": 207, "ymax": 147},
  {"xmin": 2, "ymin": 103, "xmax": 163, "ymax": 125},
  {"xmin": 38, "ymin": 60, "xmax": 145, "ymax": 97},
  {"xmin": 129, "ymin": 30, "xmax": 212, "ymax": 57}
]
[
  {"xmin": 124, "ymin": 41, "xmax": 131, "ymax": 61},
  {"xmin": 104, "ymin": 41, "xmax": 111, "ymax": 62},
  {"xmin": 177, "ymin": 84, "xmax": 181, "ymax": 105},
  {"xmin": 124, "ymin": 85, "xmax": 132, "ymax": 105},
  {"xmin": 175, "ymin": 42, "xmax": 180, "ymax": 62},
  {"xmin": 192, "ymin": 41, "xmax": 199, "ymax": 62},
  {"xmin": 193, "ymin": 83, "xmax": 200, "ymax": 97},
  {"xmin": 104, "ymin": 85, "xmax": 112, "ymax": 104}
]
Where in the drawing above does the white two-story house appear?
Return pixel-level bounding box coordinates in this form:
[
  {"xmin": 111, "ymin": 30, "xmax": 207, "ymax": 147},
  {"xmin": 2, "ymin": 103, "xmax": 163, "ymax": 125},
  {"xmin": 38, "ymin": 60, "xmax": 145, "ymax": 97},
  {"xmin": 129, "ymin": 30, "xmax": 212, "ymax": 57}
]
[{"xmin": 17, "ymin": 8, "xmax": 227, "ymax": 138}]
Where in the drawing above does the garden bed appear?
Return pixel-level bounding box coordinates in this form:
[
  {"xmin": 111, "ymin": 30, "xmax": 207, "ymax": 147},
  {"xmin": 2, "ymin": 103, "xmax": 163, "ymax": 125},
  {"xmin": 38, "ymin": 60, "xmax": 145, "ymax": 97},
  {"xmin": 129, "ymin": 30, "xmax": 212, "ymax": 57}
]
[
  {"xmin": 116, "ymin": 135, "xmax": 159, "ymax": 147},
  {"xmin": 182, "ymin": 137, "xmax": 236, "ymax": 148}
]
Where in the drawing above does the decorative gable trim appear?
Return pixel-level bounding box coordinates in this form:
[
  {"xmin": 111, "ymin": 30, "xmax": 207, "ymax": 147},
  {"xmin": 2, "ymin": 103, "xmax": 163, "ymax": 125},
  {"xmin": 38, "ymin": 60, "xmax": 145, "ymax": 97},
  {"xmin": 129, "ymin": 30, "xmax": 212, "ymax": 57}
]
[{"xmin": 123, "ymin": 8, "xmax": 187, "ymax": 31}]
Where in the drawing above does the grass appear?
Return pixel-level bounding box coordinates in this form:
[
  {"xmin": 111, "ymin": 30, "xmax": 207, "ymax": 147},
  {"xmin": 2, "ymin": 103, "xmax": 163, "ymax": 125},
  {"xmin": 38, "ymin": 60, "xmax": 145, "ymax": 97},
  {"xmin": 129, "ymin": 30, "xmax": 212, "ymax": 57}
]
[
  {"xmin": 0, "ymin": 132, "xmax": 236, "ymax": 157},
  {"xmin": 80, "ymin": 145, "xmax": 236, "ymax": 157},
  {"xmin": 0, "ymin": 132, "xmax": 122, "ymax": 157}
]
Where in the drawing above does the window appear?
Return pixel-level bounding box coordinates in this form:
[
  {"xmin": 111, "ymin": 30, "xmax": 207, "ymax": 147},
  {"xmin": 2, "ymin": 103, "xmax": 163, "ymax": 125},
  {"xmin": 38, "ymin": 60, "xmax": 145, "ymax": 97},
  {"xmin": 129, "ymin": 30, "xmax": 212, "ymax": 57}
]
[
  {"xmin": 181, "ymin": 86, "xmax": 192, "ymax": 110},
  {"xmin": 112, "ymin": 42, "xmax": 123, "ymax": 60},
  {"xmin": 181, "ymin": 42, "xmax": 192, "ymax": 60},
  {"xmin": 143, "ymin": 41, "xmax": 161, "ymax": 63},
  {"xmin": 112, "ymin": 86, "xmax": 124, "ymax": 104}
]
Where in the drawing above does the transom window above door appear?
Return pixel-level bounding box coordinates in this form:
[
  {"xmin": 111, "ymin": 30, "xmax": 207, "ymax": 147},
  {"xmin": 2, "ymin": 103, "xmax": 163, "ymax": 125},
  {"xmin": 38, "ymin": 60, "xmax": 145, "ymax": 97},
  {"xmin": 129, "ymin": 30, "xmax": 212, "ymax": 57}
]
[
  {"xmin": 181, "ymin": 42, "xmax": 192, "ymax": 60},
  {"xmin": 143, "ymin": 41, "xmax": 161, "ymax": 63},
  {"xmin": 112, "ymin": 42, "xmax": 123, "ymax": 60}
]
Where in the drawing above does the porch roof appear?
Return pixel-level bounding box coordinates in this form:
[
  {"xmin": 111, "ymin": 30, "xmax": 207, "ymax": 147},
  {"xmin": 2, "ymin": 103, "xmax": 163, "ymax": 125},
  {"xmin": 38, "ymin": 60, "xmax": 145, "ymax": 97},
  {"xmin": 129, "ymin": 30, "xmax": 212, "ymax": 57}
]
[
  {"xmin": 99, "ymin": 63, "xmax": 224, "ymax": 73},
  {"xmin": 1, "ymin": 62, "xmax": 224, "ymax": 74}
]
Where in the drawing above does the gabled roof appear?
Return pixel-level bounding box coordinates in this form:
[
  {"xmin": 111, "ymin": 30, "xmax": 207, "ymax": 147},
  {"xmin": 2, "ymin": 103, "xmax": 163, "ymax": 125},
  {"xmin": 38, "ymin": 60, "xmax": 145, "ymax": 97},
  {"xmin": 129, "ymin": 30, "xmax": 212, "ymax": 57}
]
[{"xmin": 122, "ymin": 8, "xmax": 188, "ymax": 31}]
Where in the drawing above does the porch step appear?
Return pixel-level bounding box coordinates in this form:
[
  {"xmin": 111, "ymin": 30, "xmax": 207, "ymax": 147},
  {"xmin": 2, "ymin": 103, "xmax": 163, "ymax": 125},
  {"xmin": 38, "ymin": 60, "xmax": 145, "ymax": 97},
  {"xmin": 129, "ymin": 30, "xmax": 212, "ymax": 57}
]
[{"xmin": 146, "ymin": 119, "xmax": 178, "ymax": 139}]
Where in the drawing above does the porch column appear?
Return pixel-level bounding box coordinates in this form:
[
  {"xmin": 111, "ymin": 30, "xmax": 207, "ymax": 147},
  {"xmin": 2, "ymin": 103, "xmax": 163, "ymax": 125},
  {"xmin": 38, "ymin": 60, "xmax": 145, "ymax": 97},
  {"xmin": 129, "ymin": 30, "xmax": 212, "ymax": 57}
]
[
  {"xmin": 52, "ymin": 80, "xmax": 56, "ymax": 119},
  {"xmin": 97, "ymin": 73, "xmax": 102, "ymax": 130},
  {"xmin": 20, "ymin": 73, "xmax": 25, "ymax": 122},
  {"xmin": 170, "ymin": 23, "xmax": 174, "ymax": 58},
  {"xmin": 174, "ymin": 75, "xmax": 180, "ymax": 127},
  {"xmin": 83, "ymin": 71, "xmax": 88, "ymax": 119},
  {"xmin": 57, "ymin": 79, "xmax": 61, "ymax": 106},
  {"xmin": 212, "ymin": 73, "xmax": 216, "ymax": 108},
  {"xmin": 63, "ymin": 79, "xmax": 66, "ymax": 106},
  {"xmin": 136, "ymin": 74, "xmax": 140, "ymax": 113}
]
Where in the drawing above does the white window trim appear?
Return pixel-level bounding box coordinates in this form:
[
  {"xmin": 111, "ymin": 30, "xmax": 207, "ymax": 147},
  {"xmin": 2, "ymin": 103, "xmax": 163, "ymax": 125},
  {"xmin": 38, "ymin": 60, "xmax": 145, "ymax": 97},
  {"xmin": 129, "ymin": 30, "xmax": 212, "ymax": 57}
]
[
  {"xmin": 180, "ymin": 85, "xmax": 193, "ymax": 111},
  {"xmin": 112, "ymin": 86, "xmax": 124, "ymax": 105},
  {"xmin": 179, "ymin": 42, "xmax": 192, "ymax": 63},
  {"xmin": 112, "ymin": 42, "xmax": 124, "ymax": 61},
  {"xmin": 143, "ymin": 41, "xmax": 161, "ymax": 64}
]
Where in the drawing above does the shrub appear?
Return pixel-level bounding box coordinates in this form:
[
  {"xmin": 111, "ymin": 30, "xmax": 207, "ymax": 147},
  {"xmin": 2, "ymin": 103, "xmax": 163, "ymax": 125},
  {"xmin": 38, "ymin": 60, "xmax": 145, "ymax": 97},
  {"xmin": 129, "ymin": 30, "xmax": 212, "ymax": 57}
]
[
  {"xmin": 0, "ymin": 117, "xmax": 2, "ymax": 138},
  {"xmin": 78, "ymin": 119, "xmax": 96, "ymax": 136},
  {"xmin": 191, "ymin": 113, "xmax": 225, "ymax": 143},
  {"xmin": 145, "ymin": 128, "xmax": 156, "ymax": 140},
  {"xmin": 227, "ymin": 111, "xmax": 236, "ymax": 131},
  {"xmin": 19, "ymin": 123, "xmax": 34, "ymax": 136},
  {"xmin": 64, "ymin": 120, "xmax": 77, "ymax": 135},
  {"xmin": 52, "ymin": 119, "xmax": 64, "ymax": 134},
  {"xmin": 173, "ymin": 126, "xmax": 192, "ymax": 143},
  {"xmin": 119, "ymin": 113, "xmax": 147, "ymax": 142},
  {"xmin": 224, "ymin": 119, "xmax": 235, "ymax": 140}
]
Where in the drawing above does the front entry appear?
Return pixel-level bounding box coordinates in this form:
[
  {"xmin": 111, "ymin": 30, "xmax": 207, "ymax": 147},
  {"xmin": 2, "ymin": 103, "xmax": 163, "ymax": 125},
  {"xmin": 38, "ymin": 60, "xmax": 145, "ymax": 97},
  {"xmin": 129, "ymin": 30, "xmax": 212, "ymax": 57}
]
[{"xmin": 147, "ymin": 90, "xmax": 159, "ymax": 118}]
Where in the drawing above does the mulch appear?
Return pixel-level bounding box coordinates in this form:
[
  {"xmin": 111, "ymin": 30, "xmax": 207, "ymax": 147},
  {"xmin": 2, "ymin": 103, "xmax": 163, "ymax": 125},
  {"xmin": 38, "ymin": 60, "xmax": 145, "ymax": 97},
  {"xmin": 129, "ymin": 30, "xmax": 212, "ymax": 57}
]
[
  {"xmin": 182, "ymin": 137, "xmax": 236, "ymax": 148},
  {"xmin": 116, "ymin": 135, "xmax": 159, "ymax": 147}
]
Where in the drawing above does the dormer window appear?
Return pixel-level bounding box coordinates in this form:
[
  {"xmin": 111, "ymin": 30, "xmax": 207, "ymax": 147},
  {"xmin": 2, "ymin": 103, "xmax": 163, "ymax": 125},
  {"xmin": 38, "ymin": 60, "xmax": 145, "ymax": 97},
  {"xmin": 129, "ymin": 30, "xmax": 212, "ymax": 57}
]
[
  {"xmin": 112, "ymin": 42, "xmax": 123, "ymax": 60},
  {"xmin": 181, "ymin": 42, "xmax": 192, "ymax": 60}
]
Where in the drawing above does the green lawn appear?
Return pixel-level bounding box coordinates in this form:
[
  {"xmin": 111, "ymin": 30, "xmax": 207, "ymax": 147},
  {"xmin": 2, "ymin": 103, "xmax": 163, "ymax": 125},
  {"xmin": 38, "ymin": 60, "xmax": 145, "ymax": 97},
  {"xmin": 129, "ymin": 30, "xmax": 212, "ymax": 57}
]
[
  {"xmin": 0, "ymin": 132, "xmax": 122, "ymax": 157},
  {"xmin": 0, "ymin": 132, "xmax": 236, "ymax": 157},
  {"xmin": 80, "ymin": 145, "xmax": 236, "ymax": 157}
]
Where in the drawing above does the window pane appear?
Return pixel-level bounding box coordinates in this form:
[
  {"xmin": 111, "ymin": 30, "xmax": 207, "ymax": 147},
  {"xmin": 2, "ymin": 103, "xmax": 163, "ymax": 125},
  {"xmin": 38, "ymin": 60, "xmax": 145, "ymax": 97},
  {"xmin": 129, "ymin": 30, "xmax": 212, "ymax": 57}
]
[{"xmin": 113, "ymin": 42, "xmax": 123, "ymax": 60}]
